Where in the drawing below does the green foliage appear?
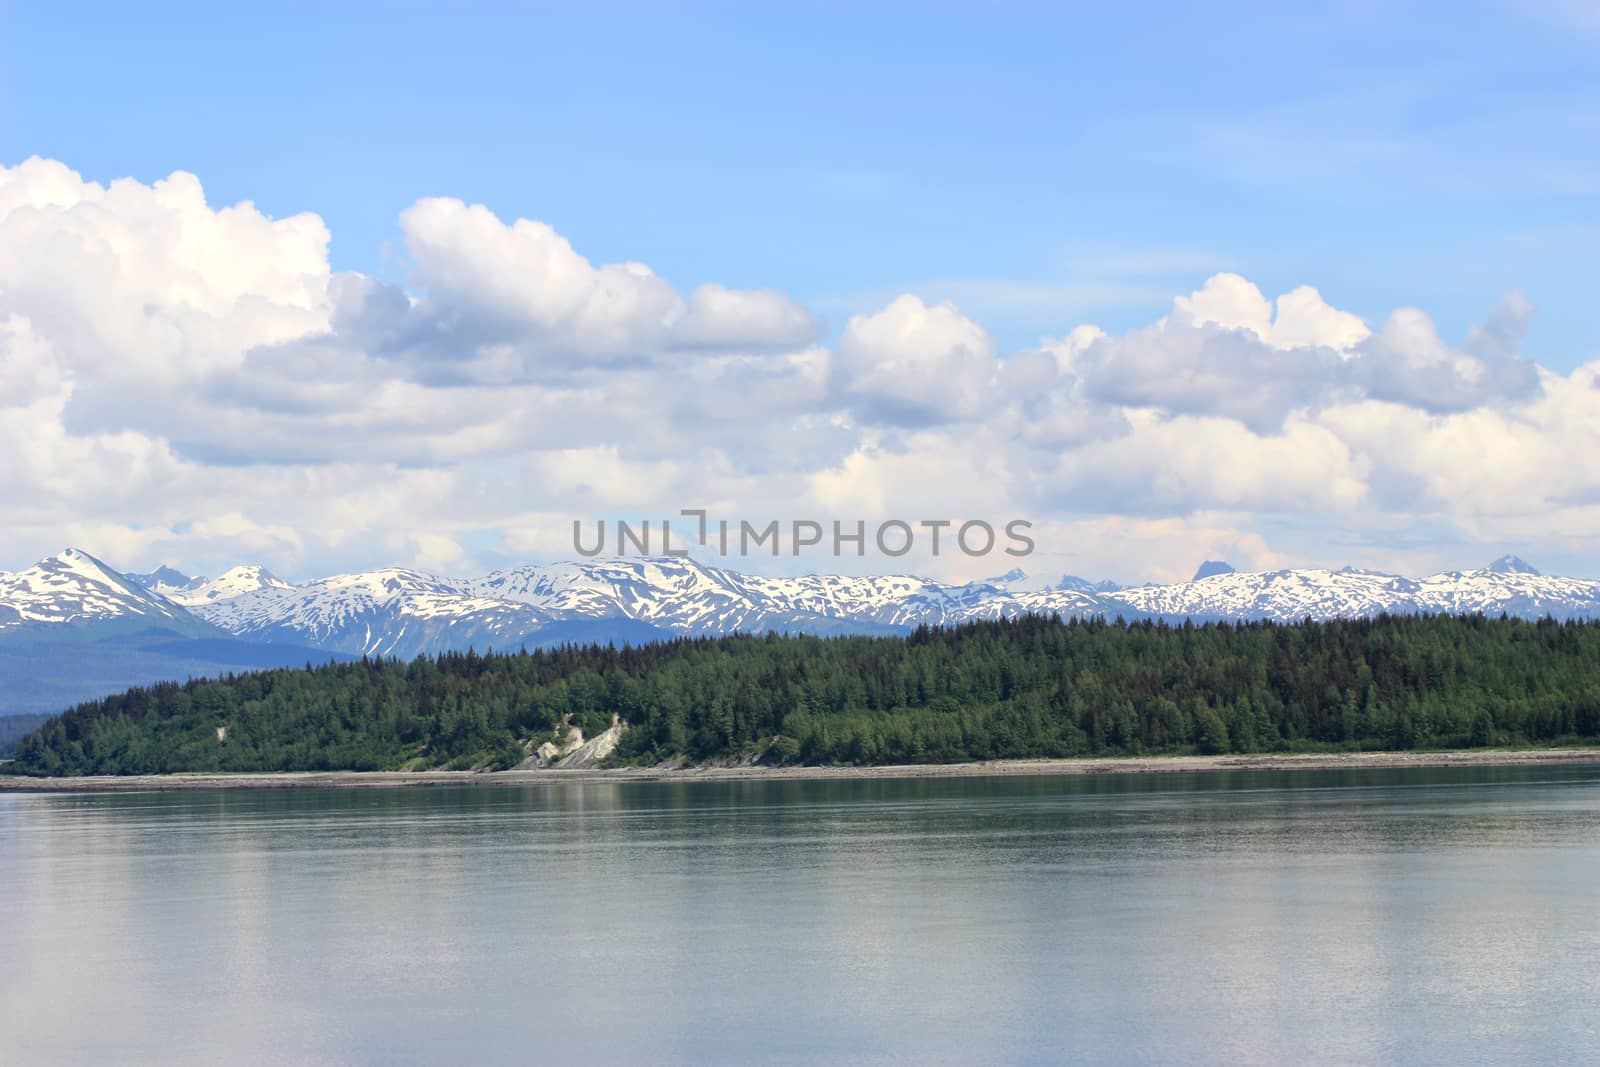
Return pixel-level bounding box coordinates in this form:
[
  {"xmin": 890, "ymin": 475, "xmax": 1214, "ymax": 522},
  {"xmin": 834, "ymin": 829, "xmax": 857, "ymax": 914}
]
[
  {"xmin": 574, "ymin": 708, "xmax": 613, "ymax": 741},
  {"xmin": 9, "ymin": 614, "xmax": 1600, "ymax": 777},
  {"xmin": 763, "ymin": 735, "xmax": 803, "ymax": 764},
  {"xmin": 0, "ymin": 714, "xmax": 52, "ymax": 756}
]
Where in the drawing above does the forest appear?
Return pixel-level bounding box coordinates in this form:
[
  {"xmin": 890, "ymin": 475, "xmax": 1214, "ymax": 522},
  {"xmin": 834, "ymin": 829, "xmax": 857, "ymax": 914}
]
[
  {"xmin": 6, "ymin": 613, "xmax": 1600, "ymax": 776},
  {"xmin": 0, "ymin": 714, "xmax": 51, "ymax": 757}
]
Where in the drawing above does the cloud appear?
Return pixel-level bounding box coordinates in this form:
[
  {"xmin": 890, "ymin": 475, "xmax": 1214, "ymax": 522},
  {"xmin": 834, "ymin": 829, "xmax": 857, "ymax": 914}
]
[
  {"xmin": 1068, "ymin": 318, "xmax": 1343, "ymax": 433},
  {"xmin": 0, "ymin": 156, "xmax": 331, "ymax": 388},
  {"xmin": 668, "ymin": 283, "xmax": 820, "ymax": 350},
  {"xmin": 397, "ymin": 198, "xmax": 820, "ymax": 372},
  {"xmin": 1066, "ymin": 274, "xmax": 1364, "ymax": 431},
  {"xmin": 1055, "ymin": 274, "xmax": 1543, "ymax": 431},
  {"xmin": 398, "ymin": 532, "xmax": 468, "ymax": 575},
  {"xmin": 0, "ymin": 155, "xmax": 1594, "ymax": 583},
  {"xmin": 400, "ymin": 196, "xmax": 681, "ymax": 362},
  {"xmin": 832, "ymin": 295, "xmax": 997, "ymax": 425},
  {"xmin": 0, "ymin": 315, "xmax": 63, "ymax": 407},
  {"xmin": 1175, "ymin": 273, "xmax": 1370, "ymax": 352},
  {"xmin": 1030, "ymin": 515, "xmax": 1285, "ymax": 587},
  {"xmin": 1272, "ymin": 285, "xmax": 1372, "ymax": 352},
  {"xmin": 1001, "ymin": 332, "xmax": 1131, "ymax": 450},
  {"xmin": 1320, "ymin": 361, "xmax": 1600, "ymax": 516},
  {"xmin": 1350, "ymin": 299, "xmax": 1541, "ymax": 412},
  {"xmin": 1036, "ymin": 411, "xmax": 1370, "ymax": 515}
]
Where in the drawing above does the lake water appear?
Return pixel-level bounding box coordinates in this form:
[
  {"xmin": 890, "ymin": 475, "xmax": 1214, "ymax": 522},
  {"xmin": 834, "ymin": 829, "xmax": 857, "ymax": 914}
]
[{"xmin": 3, "ymin": 766, "xmax": 1599, "ymax": 1065}]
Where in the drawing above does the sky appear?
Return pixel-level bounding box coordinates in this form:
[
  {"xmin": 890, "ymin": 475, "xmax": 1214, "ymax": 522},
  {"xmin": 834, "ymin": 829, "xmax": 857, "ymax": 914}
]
[{"xmin": 0, "ymin": 1, "xmax": 1597, "ymax": 584}]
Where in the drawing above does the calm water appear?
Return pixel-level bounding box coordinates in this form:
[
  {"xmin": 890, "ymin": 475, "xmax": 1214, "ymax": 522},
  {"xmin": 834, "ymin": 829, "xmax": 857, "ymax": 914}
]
[{"xmin": 2, "ymin": 767, "xmax": 1599, "ymax": 1065}]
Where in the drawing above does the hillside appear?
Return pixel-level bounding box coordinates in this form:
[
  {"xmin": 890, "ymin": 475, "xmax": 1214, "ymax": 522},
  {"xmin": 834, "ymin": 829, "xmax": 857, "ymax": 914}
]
[
  {"xmin": 8, "ymin": 614, "xmax": 1600, "ymax": 777},
  {"xmin": 0, "ymin": 550, "xmax": 354, "ymax": 715}
]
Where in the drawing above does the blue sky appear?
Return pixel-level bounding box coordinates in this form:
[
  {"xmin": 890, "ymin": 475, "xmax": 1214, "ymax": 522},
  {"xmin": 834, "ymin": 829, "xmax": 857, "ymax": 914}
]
[
  {"xmin": 1, "ymin": 2, "xmax": 1598, "ymax": 583},
  {"xmin": 5, "ymin": 1, "xmax": 1595, "ymax": 360}
]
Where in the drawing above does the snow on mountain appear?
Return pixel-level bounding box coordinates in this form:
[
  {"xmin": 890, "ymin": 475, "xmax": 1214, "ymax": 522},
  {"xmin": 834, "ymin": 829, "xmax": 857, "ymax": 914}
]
[
  {"xmin": 9, "ymin": 550, "xmax": 1600, "ymax": 661},
  {"xmin": 0, "ymin": 549, "xmax": 211, "ymax": 635},
  {"xmin": 1117, "ymin": 567, "xmax": 1424, "ymax": 620},
  {"xmin": 1115, "ymin": 560, "xmax": 1600, "ymax": 622},
  {"xmin": 1053, "ymin": 574, "xmax": 1123, "ymax": 594},
  {"xmin": 468, "ymin": 556, "xmax": 1002, "ymax": 634},
  {"xmin": 474, "ymin": 557, "xmax": 783, "ymax": 632},
  {"xmin": 194, "ymin": 567, "xmax": 568, "ymax": 657},
  {"xmin": 154, "ymin": 554, "xmax": 1600, "ymax": 656},
  {"xmin": 189, "ymin": 556, "xmax": 1052, "ymax": 658},
  {"xmin": 130, "ymin": 563, "xmax": 293, "ymax": 606},
  {"xmin": 170, "ymin": 565, "xmax": 294, "ymax": 607},
  {"xmin": 127, "ymin": 565, "xmax": 202, "ymax": 598},
  {"xmin": 980, "ymin": 568, "xmax": 1029, "ymax": 586},
  {"xmin": 711, "ymin": 566, "xmax": 1034, "ymax": 629},
  {"xmin": 1412, "ymin": 566, "xmax": 1598, "ymax": 618},
  {"xmin": 947, "ymin": 584, "xmax": 1110, "ymax": 623},
  {"xmin": 0, "ymin": 552, "xmax": 354, "ymax": 716}
]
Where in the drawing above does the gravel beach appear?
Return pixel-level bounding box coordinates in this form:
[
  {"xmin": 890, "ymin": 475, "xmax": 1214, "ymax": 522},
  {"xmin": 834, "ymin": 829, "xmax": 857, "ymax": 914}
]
[{"xmin": 4, "ymin": 746, "xmax": 1598, "ymax": 792}]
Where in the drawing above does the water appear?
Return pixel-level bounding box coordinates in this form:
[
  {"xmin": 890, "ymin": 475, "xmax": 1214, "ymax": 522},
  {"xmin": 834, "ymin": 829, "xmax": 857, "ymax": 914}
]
[{"xmin": 2, "ymin": 766, "xmax": 1598, "ymax": 1065}]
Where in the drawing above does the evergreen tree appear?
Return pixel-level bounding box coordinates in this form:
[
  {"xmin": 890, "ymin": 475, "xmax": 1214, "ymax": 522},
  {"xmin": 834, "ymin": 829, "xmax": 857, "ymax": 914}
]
[{"xmin": 5, "ymin": 613, "xmax": 1599, "ymax": 777}]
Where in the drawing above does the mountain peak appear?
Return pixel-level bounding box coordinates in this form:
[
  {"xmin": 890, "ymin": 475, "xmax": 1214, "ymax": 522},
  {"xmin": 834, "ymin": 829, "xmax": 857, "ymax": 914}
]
[
  {"xmin": 8, "ymin": 550, "xmax": 1600, "ymax": 671},
  {"xmin": 129, "ymin": 564, "xmax": 200, "ymax": 593},
  {"xmin": 154, "ymin": 563, "xmax": 295, "ymax": 607},
  {"xmin": 146, "ymin": 565, "xmax": 193, "ymax": 586},
  {"xmin": 1488, "ymin": 555, "xmax": 1540, "ymax": 576},
  {"xmin": 0, "ymin": 548, "xmax": 221, "ymax": 637},
  {"xmin": 219, "ymin": 564, "xmax": 285, "ymax": 584},
  {"xmin": 1055, "ymin": 574, "xmax": 1123, "ymax": 594},
  {"xmin": 46, "ymin": 548, "xmax": 126, "ymax": 582}
]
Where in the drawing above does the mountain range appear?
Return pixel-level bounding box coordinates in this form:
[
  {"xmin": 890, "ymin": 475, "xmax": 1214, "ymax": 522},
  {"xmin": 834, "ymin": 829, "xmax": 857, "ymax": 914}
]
[{"xmin": 1, "ymin": 547, "xmax": 1596, "ymax": 717}]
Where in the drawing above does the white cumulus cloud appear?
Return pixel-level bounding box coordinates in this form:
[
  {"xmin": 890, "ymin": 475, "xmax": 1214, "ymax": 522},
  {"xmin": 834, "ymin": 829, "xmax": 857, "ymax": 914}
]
[
  {"xmin": 0, "ymin": 156, "xmax": 1592, "ymax": 583},
  {"xmin": 832, "ymin": 295, "xmax": 998, "ymax": 425}
]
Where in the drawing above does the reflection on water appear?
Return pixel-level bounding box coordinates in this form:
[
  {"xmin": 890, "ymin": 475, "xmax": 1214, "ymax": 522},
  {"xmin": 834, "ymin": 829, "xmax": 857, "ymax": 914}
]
[{"xmin": 3, "ymin": 766, "xmax": 1599, "ymax": 1065}]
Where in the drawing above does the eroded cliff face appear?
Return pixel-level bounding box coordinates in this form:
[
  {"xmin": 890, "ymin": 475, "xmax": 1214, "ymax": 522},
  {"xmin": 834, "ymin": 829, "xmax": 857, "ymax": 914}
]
[{"xmin": 521, "ymin": 715, "xmax": 627, "ymax": 769}]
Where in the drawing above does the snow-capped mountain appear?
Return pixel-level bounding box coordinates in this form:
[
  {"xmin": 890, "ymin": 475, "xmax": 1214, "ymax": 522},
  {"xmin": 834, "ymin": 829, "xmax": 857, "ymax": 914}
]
[
  {"xmin": 131, "ymin": 564, "xmax": 294, "ymax": 608},
  {"xmin": 192, "ymin": 566, "xmax": 582, "ymax": 657},
  {"xmin": 1113, "ymin": 561, "xmax": 1600, "ymax": 622},
  {"xmin": 144, "ymin": 552, "xmax": 1600, "ymax": 660},
  {"xmin": 0, "ymin": 549, "xmax": 216, "ymax": 637},
  {"xmin": 473, "ymin": 557, "xmax": 1072, "ymax": 633},
  {"xmin": 126, "ymin": 565, "xmax": 203, "ymax": 598},
  {"xmin": 4, "ymin": 545, "xmax": 1600, "ymax": 717},
  {"xmin": 1054, "ymin": 574, "xmax": 1123, "ymax": 594},
  {"xmin": 191, "ymin": 557, "xmax": 1007, "ymax": 657},
  {"xmin": 7, "ymin": 549, "xmax": 1600, "ymax": 669},
  {"xmin": 1411, "ymin": 564, "xmax": 1600, "ymax": 618},
  {"xmin": 0, "ymin": 550, "xmax": 354, "ymax": 716},
  {"xmin": 1117, "ymin": 566, "xmax": 1422, "ymax": 620}
]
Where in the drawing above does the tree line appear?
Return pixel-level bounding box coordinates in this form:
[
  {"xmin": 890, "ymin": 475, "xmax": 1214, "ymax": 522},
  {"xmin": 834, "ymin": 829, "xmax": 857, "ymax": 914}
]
[{"xmin": 7, "ymin": 613, "xmax": 1600, "ymax": 776}]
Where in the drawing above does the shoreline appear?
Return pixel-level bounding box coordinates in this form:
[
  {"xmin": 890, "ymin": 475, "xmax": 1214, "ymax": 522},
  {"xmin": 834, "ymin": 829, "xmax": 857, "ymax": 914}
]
[{"xmin": 2, "ymin": 746, "xmax": 1598, "ymax": 792}]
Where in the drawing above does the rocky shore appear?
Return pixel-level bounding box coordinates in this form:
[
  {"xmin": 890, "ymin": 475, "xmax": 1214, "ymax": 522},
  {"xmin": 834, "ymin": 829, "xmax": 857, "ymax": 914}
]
[{"xmin": 3, "ymin": 746, "xmax": 1598, "ymax": 792}]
